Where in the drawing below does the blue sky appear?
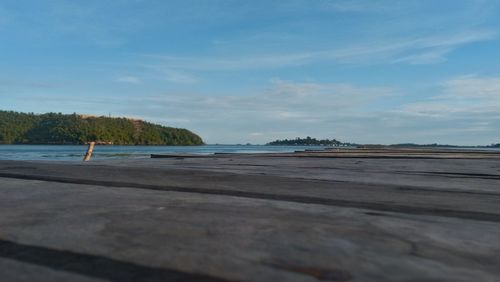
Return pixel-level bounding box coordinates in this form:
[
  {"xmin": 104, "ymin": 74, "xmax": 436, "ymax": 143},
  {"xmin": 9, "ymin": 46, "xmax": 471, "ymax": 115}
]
[{"xmin": 1, "ymin": 0, "xmax": 500, "ymax": 145}]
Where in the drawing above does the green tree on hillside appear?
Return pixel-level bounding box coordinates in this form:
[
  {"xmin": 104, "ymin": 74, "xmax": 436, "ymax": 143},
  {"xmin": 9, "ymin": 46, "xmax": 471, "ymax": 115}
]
[{"xmin": 0, "ymin": 110, "xmax": 203, "ymax": 145}]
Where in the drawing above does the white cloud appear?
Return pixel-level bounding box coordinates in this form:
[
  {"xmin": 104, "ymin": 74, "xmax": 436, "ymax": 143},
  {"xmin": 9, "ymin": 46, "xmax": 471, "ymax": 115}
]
[
  {"xmin": 397, "ymin": 75, "xmax": 500, "ymax": 129},
  {"xmin": 443, "ymin": 75, "xmax": 500, "ymax": 99},
  {"xmin": 163, "ymin": 69, "xmax": 198, "ymax": 84},
  {"xmin": 7, "ymin": 77, "xmax": 500, "ymax": 145},
  {"xmin": 111, "ymin": 80, "xmax": 396, "ymax": 143},
  {"xmin": 400, "ymin": 75, "xmax": 500, "ymax": 117},
  {"xmin": 140, "ymin": 79, "xmax": 392, "ymax": 118},
  {"xmin": 266, "ymin": 79, "xmax": 394, "ymax": 110}
]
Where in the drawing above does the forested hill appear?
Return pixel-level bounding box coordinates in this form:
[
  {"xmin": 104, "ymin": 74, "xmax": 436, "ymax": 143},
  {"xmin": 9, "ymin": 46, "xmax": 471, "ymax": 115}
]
[{"xmin": 0, "ymin": 111, "xmax": 203, "ymax": 145}]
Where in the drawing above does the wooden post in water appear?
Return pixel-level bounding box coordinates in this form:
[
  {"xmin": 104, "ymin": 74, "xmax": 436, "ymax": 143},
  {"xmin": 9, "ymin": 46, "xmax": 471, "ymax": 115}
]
[{"xmin": 83, "ymin": 142, "xmax": 95, "ymax": 161}]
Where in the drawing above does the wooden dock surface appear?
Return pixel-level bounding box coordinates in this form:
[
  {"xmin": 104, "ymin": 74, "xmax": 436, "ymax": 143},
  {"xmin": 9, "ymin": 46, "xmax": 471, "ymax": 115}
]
[{"xmin": 0, "ymin": 149, "xmax": 499, "ymax": 281}]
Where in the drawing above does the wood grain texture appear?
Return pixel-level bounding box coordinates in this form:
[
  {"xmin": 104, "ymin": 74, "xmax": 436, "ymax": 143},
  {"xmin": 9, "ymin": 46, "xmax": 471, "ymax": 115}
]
[{"xmin": 0, "ymin": 151, "xmax": 499, "ymax": 281}]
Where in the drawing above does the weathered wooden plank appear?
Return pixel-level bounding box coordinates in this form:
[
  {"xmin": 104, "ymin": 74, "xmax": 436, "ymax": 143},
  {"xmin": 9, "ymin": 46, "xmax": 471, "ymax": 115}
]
[
  {"xmin": 151, "ymin": 148, "xmax": 500, "ymax": 159},
  {"xmin": 0, "ymin": 154, "xmax": 499, "ymax": 281}
]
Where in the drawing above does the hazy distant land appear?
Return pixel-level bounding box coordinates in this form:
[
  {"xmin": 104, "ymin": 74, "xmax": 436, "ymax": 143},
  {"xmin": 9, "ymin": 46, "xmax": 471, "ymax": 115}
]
[{"xmin": 267, "ymin": 137, "xmax": 500, "ymax": 148}]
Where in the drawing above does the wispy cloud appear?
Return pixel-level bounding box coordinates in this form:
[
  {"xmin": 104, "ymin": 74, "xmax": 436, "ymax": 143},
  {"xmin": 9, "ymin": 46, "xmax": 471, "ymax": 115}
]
[
  {"xmin": 6, "ymin": 76, "xmax": 500, "ymax": 145},
  {"xmin": 145, "ymin": 53, "xmax": 314, "ymax": 71},
  {"xmin": 116, "ymin": 76, "xmax": 141, "ymax": 84},
  {"xmin": 399, "ymin": 75, "xmax": 500, "ymax": 117},
  {"xmin": 393, "ymin": 48, "xmax": 452, "ymax": 65},
  {"xmin": 3, "ymin": 1, "xmax": 500, "ymax": 145},
  {"xmin": 318, "ymin": 30, "xmax": 498, "ymax": 64},
  {"xmin": 146, "ymin": 30, "xmax": 496, "ymax": 70},
  {"xmin": 163, "ymin": 69, "xmax": 198, "ymax": 84},
  {"xmin": 443, "ymin": 75, "xmax": 500, "ymax": 99},
  {"xmin": 112, "ymin": 80, "xmax": 396, "ymax": 143}
]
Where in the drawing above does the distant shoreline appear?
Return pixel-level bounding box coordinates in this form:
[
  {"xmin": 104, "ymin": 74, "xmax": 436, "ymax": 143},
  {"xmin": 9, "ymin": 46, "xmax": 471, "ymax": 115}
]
[
  {"xmin": 0, "ymin": 143, "xmax": 204, "ymax": 146},
  {"xmin": 1, "ymin": 143, "xmax": 499, "ymax": 148}
]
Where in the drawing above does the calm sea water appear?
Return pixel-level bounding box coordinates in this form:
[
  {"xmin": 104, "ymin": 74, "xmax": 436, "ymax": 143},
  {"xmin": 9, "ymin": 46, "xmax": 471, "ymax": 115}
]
[
  {"xmin": 1, "ymin": 145, "xmax": 498, "ymax": 161},
  {"xmin": 0, "ymin": 145, "xmax": 329, "ymax": 161}
]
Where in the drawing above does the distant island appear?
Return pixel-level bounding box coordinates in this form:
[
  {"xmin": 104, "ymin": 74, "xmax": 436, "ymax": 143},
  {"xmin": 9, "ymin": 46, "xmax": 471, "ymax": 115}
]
[
  {"xmin": 267, "ymin": 137, "xmax": 500, "ymax": 148},
  {"xmin": 0, "ymin": 110, "xmax": 203, "ymax": 145},
  {"xmin": 387, "ymin": 143, "xmax": 500, "ymax": 148},
  {"xmin": 267, "ymin": 137, "xmax": 352, "ymax": 146}
]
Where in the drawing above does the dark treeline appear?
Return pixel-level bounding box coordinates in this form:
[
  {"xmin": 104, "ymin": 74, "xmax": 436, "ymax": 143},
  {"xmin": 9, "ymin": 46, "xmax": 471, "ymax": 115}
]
[
  {"xmin": 0, "ymin": 110, "xmax": 203, "ymax": 145},
  {"xmin": 267, "ymin": 138, "xmax": 500, "ymax": 148},
  {"xmin": 389, "ymin": 143, "xmax": 462, "ymax": 148},
  {"xmin": 267, "ymin": 136, "xmax": 348, "ymax": 146},
  {"xmin": 389, "ymin": 143, "xmax": 500, "ymax": 148}
]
